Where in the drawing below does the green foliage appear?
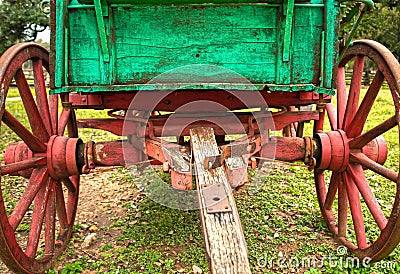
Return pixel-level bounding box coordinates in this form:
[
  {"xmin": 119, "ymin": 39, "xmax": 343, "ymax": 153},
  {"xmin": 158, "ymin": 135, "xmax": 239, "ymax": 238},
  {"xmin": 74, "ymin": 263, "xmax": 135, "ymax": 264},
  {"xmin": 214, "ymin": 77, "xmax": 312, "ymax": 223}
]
[
  {"xmin": 0, "ymin": 0, "xmax": 49, "ymax": 54},
  {"xmin": 61, "ymin": 260, "xmax": 87, "ymax": 274},
  {"xmin": 342, "ymin": 1, "xmax": 400, "ymax": 58}
]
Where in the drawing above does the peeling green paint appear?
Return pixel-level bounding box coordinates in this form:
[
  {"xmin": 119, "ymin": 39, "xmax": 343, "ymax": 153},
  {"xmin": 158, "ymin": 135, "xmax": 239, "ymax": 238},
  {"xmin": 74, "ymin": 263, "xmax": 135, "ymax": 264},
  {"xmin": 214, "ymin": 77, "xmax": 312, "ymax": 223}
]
[{"xmin": 51, "ymin": 0, "xmax": 339, "ymax": 95}]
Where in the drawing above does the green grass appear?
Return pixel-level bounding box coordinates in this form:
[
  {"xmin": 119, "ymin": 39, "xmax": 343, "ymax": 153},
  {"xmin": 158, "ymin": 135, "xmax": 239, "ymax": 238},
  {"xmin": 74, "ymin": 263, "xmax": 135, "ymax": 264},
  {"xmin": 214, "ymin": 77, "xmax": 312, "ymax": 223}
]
[{"xmin": 1, "ymin": 87, "xmax": 400, "ymax": 273}]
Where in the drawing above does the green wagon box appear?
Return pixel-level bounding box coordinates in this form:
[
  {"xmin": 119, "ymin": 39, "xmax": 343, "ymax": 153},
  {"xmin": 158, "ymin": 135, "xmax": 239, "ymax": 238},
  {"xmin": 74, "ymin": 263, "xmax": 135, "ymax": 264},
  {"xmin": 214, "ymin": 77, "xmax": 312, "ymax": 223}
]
[{"xmin": 52, "ymin": 0, "xmax": 339, "ymax": 94}]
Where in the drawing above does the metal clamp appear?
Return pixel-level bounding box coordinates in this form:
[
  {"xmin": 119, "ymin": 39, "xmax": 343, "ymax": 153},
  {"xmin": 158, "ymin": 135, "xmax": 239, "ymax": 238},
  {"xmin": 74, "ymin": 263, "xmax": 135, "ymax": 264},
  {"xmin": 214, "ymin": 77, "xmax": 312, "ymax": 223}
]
[{"xmin": 82, "ymin": 141, "xmax": 95, "ymax": 173}]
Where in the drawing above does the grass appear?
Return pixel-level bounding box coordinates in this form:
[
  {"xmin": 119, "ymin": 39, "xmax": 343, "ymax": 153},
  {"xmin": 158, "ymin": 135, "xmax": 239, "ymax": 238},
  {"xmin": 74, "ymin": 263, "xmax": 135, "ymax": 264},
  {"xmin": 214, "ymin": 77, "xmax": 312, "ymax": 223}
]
[{"xmin": 1, "ymin": 85, "xmax": 400, "ymax": 273}]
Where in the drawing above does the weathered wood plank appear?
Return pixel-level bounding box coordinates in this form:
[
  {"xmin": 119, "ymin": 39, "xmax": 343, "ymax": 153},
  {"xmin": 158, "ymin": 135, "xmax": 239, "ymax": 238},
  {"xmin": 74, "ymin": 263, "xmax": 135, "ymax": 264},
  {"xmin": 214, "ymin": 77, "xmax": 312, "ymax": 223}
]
[{"xmin": 190, "ymin": 127, "xmax": 251, "ymax": 274}]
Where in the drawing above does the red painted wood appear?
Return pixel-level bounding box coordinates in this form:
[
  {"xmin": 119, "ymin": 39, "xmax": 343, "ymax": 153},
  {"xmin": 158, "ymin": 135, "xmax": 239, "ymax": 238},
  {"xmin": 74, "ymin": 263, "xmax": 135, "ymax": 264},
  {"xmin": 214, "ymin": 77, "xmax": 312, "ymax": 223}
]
[
  {"xmin": 49, "ymin": 95, "xmax": 59, "ymax": 135},
  {"xmin": 61, "ymin": 177, "xmax": 77, "ymax": 194},
  {"xmin": 336, "ymin": 67, "xmax": 347, "ymax": 129},
  {"xmin": 66, "ymin": 176, "xmax": 79, "ymax": 222},
  {"xmin": 70, "ymin": 91, "xmax": 329, "ymax": 111},
  {"xmin": 337, "ymin": 174, "xmax": 348, "ymax": 237},
  {"xmin": 325, "ymin": 103, "xmax": 337, "ymax": 131},
  {"xmin": 348, "ymin": 165, "xmax": 387, "ymax": 230},
  {"xmin": 33, "ymin": 59, "xmax": 53, "ymax": 136},
  {"xmin": 274, "ymin": 137, "xmax": 306, "ymax": 162},
  {"xmin": 9, "ymin": 168, "xmax": 49, "ymax": 231},
  {"xmin": 55, "ymin": 183, "xmax": 68, "ymax": 229},
  {"xmin": 171, "ymin": 170, "xmax": 192, "ymax": 190},
  {"xmin": 350, "ymin": 152, "xmax": 398, "ymax": 182},
  {"xmin": 57, "ymin": 108, "xmax": 71, "ymax": 136},
  {"xmin": 343, "ymin": 56, "xmax": 364, "ymax": 130},
  {"xmin": 2, "ymin": 110, "xmax": 47, "ymax": 152},
  {"xmin": 44, "ymin": 181, "xmax": 56, "ymax": 256},
  {"xmin": 346, "ymin": 71, "xmax": 384, "ymax": 137},
  {"xmin": 78, "ymin": 111, "xmax": 318, "ymax": 138},
  {"xmin": 26, "ymin": 177, "xmax": 51, "ymax": 258},
  {"xmin": 314, "ymin": 41, "xmax": 400, "ymax": 261},
  {"xmin": 15, "ymin": 69, "xmax": 49, "ymax": 142},
  {"xmin": 344, "ymin": 170, "xmax": 367, "ymax": 249},
  {"xmin": 1, "ymin": 157, "xmax": 46, "ymax": 176},
  {"xmin": 78, "ymin": 119, "xmax": 124, "ymax": 135},
  {"xmin": 92, "ymin": 141, "xmax": 139, "ymax": 166},
  {"xmin": 324, "ymin": 173, "xmax": 338, "ymax": 211},
  {"xmin": 67, "ymin": 104, "xmax": 79, "ymax": 138},
  {"xmin": 349, "ymin": 115, "xmax": 397, "ymax": 149}
]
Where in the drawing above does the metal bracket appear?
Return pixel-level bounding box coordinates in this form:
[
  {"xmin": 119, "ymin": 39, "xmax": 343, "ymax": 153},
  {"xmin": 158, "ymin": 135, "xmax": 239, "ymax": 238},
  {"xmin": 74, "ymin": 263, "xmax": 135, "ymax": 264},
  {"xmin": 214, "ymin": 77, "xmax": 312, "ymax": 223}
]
[
  {"xmin": 69, "ymin": 93, "xmax": 103, "ymax": 107},
  {"xmin": 162, "ymin": 145, "xmax": 191, "ymax": 174},
  {"xmin": 201, "ymin": 184, "xmax": 232, "ymax": 214},
  {"xmin": 203, "ymin": 142, "xmax": 256, "ymax": 170}
]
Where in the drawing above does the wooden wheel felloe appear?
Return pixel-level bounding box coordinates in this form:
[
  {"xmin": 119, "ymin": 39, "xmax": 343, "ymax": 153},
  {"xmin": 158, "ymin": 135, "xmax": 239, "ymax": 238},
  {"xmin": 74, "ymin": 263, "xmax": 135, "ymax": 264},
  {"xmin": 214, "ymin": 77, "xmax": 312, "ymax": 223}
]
[
  {"xmin": 314, "ymin": 40, "xmax": 400, "ymax": 261},
  {"xmin": 0, "ymin": 43, "xmax": 80, "ymax": 273}
]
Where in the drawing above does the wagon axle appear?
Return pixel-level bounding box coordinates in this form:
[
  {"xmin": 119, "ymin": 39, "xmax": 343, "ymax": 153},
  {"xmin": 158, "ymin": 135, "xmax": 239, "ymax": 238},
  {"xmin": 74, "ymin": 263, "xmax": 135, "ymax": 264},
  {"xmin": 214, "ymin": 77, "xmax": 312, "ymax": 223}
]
[{"xmin": 4, "ymin": 131, "xmax": 389, "ymax": 182}]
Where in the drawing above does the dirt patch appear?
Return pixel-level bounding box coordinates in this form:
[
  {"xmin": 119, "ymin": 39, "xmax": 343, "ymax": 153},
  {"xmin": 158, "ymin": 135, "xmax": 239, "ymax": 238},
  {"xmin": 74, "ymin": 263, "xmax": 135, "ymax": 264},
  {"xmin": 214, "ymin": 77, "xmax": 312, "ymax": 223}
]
[{"xmin": 56, "ymin": 168, "xmax": 142, "ymax": 272}]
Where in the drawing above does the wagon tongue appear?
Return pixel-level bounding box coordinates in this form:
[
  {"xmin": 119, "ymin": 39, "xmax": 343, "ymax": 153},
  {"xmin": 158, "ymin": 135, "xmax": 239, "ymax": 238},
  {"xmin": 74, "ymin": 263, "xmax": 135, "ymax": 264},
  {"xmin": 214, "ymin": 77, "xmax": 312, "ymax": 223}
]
[{"xmin": 190, "ymin": 127, "xmax": 252, "ymax": 273}]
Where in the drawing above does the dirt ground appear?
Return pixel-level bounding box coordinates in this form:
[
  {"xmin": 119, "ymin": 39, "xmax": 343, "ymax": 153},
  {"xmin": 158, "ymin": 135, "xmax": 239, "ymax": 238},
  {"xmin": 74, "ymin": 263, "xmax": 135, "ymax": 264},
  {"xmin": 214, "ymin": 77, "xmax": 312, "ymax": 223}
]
[
  {"xmin": 0, "ymin": 168, "xmax": 141, "ymax": 274},
  {"xmin": 55, "ymin": 168, "xmax": 142, "ymax": 273}
]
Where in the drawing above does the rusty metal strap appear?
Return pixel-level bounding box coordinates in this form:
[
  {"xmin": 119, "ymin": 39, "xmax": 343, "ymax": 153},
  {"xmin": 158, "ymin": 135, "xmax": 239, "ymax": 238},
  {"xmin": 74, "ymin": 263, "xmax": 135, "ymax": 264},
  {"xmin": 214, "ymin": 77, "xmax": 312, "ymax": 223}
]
[{"xmin": 200, "ymin": 184, "xmax": 232, "ymax": 214}]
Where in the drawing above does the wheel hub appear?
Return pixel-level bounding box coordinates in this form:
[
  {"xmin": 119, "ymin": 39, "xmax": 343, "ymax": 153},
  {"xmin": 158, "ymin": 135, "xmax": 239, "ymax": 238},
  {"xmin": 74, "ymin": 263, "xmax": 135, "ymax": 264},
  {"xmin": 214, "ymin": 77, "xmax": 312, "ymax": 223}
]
[
  {"xmin": 316, "ymin": 130, "xmax": 388, "ymax": 171},
  {"xmin": 4, "ymin": 136, "xmax": 82, "ymax": 180},
  {"xmin": 4, "ymin": 142, "xmax": 33, "ymax": 178},
  {"xmin": 47, "ymin": 136, "xmax": 82, "ymax": 179}
]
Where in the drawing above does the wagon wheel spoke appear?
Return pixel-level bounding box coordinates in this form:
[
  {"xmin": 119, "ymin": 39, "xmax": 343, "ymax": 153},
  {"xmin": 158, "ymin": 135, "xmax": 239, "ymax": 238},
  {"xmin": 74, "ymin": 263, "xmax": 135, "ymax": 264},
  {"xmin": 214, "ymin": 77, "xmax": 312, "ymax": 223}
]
[
  {"xmin": 66, "ymin": 176, "xmax": 79, "ymax": 218},
  {"xmin": 9, "ymin": 168, "xmax": 49, "ymax": 231},
  {"xmin": 0, "ymin": 157, "xmax": 46, "ymax": 176},
  {"xmin": 67, "ymin": 109, "xmax": 78, "ymax": 137},
  {"xmin": 325, "ymin": 103, "xmax": 337, "ymax": 131},
  {"xmin": 324, "ymin": 172, "xmax": 338, "ymax": 210},
  {"xmin": 57, "ymin": 108, "xmax": 71, "ymax": 136},
  {"xmin": 61, "ymin": 177, "xmax": 77, "ymax": 194},
  {"xmin": 2, "ymin": 110, "xmax": 46, "ymax": 152},
  {"xmin": 55, "ymin": 182, "xmax": 69, "ymax": 229},
  {"xmin": 49, "ymin": 94, "xmax": 58, "ymax": 135},
  {"xmin": 336, "ymin": 66, "xmax": 347, "ymax": 129},
  {"xmin": 44, "ymin": 181, "xmax": 56, "ymax": 257},
  {"xmin": 343, "ymin": 55, "xmax": 364, "ymax": 130},
  {"xmin": 346, "ymin": 71, "xmax": 385, "ymax": 137},
  {"xmin": 33, "ymin": 58, "xmax": 52, "ymax": 136},
  {"xmin": 337, "ymin": 174, "xmax": 348, "ymax": 237},
  {"xmin": 14, "ymin": 69, "xmax": 49, "ymax": 142},
  {"xmin": 343, "ymin": 170, "xmax": 367, "ymax": 249},
  {"xmin": 26, "ymin": 177, "xmax": 52, "ymax": 258},
  {"xmin": 349, "ymin": 115, "xmax": 397, "ymax": 149},
  {"xmin": 350, "ymin": 152, "xmax": 398, "ymax": 182},
  {"xmin": 348, "ymin": 164, "xmax": 387, "ymax": 230}
]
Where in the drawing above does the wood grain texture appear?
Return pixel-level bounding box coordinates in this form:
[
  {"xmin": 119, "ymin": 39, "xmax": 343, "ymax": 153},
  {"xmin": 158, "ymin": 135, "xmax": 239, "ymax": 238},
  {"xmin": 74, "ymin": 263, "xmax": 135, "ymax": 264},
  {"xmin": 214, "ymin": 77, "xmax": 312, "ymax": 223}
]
[
  {"xmin": 190, "ymin": 127, "xmax": 251, "ymax": 274},
  {"xmin": 65, "ymin": 3, "xmax": 334, "ymax": 89}
]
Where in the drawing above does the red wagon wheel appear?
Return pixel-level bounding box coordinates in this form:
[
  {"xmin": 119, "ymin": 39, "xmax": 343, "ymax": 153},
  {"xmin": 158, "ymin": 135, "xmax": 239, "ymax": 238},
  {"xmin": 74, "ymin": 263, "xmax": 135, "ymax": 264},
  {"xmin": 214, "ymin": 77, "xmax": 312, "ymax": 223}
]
[
  {"xmin": 0, "ymin": 43, "xmax": 80, "ymax": 273},
  {"xmin": 314, "ymin": 40, "xmax": 400, "ymax": 261}
]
